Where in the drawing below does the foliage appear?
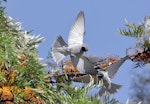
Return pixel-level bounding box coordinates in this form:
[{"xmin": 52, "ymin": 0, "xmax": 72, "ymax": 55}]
[
  {"xmin": 4, "ymin": 0, "xmax": 150, "ymax": 103},
  {"xmin": 0, "ymin": 2, "xmax": 102, "ymax": 104},
  {"xmin": 48, "ymin": 60, "xmax": 102, "ymax": 104},
  {"xmin": 119, "ymin": 16, "xmax": 150, "ymax": 48},
  {"xmin": 0, "ymin": 3, "xmax": 58, "ymax": 103},
  {"xmin": 99, "ymin": 95, "xmax": 119, "ymax": 104},
  {"xmin": 119, "ymin": 16, "xmax": 150, "ymax": 68},
  {"xmin": 118, "ymin": 19, "xmax": 144, "ymax": 38},
  {"xmin": 48, "ymin": 58, "xmax": 122, "ymax": 104},
  {"xmin": 119, "ymin": 16, "xmax": 150, "ymax": 103},
  {"xmin": 50, "ymin": 78, "xmax": 101, "ymax": 104}
]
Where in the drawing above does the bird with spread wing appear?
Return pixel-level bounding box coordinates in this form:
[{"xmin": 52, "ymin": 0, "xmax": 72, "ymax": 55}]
[
  {"xmin": 73, "ymin": 55, "xmax": 128, "ymax": 96},
  {"xmin": 52, "ymin": 11, "xmax": 88, "ymax": 65},
  {"xmin": 51, "ymin": 11, "xmax": 128, "ymax": 96}
]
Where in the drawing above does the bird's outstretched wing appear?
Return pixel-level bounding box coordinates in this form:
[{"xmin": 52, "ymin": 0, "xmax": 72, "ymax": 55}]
[
  {"xmin": 71, "ymin": 55, "xmax": 97, "ymax": 75},
  {"xmin": 107, "ymin": 56, "xmax": 128, "ymax": 78},
  {"xmin": 68, "ymin": 11, "xmax": 85, "ymax": 46}
]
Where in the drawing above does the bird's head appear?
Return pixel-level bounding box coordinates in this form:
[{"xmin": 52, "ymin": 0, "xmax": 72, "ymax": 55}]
[
  {"xmin": 98, "ymin": 73, "xmax": 104, "ymax": 79},
  {"xmin": 81, "ymin": 44, "xmax": 88, "ymax": 52},
  {"xmin": 97, "ymin": 70, "xmax": 104, "ymax": 79}
]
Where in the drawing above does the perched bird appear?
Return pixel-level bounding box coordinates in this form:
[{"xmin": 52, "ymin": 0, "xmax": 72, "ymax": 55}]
[
  {"xmin": 73, "ymin": 55, "xmax": 128, "ymax": 96},
  {"xmin": 52, "ymin": 11, "xmax": 88, "ymax": 64}
]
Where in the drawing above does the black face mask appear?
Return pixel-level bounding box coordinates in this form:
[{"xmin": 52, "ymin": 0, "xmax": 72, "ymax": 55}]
[
  {"xmin": 81, "ymin": 46, "xmax": 88, "ymax": 52},
  {"xmin": 98, "ymin": 73, "xmax": 104, "ymax": 79}
]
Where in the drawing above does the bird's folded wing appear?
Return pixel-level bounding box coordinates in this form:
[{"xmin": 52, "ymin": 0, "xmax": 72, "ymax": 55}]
[
  {"xmin": 85, "ymin": 55, "xmax": 105, "ymax": 64},
  {"xmin": 68, "ymin": 11, "xmax": 85, "ymax": 46},
  {"xmin": 71, "ymin": 55, "xmax": 97, "ymax": 74},
  {"xmin": 73, "ymin": 75, "xmax": 100, "ymax": 84},
  {"xmin": 107, "ymin": 56, "xmax": 128, "ymax": 78}
]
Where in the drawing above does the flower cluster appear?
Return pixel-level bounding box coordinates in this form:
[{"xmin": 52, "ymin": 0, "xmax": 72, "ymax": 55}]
[
  {"xmin": 0, "ymin": 86, "xmax": 42, "ymax": 104},
  {"xmin": 62, "ymin": 60, "xmax": 78, "ymax": 73},
  {"xmin": 98, "ymin": 56, "xmax": 120, "ymax": 71},
  {"xmin": 0, "ymin": 6, "xmax": 52, "ymax": 103}
]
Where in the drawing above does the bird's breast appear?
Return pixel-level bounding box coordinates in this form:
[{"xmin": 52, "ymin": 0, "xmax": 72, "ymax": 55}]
[{"xmin": 68, "ymin": 44, "xmax": 83, "ymax": 56}]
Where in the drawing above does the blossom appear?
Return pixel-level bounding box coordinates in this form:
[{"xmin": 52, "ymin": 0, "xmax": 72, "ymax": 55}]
[
  {"xmin": 144, "ymin": 16, "xmax": 150, "ymax": 35},
  {"xmin": 0, "ymin": 86, "xmax": 13, "ymax": 101},
  {"xmin": 63, "ymin": 60, "xmax": 78, "ymax": 72}
]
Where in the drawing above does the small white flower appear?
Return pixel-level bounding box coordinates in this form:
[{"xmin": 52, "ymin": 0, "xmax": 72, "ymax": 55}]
[
  {"xmin": 15, "ymin": 22, "xmax": 22, "ymax": 31},
  {"xmin": 88, "ymin": 75, "xmax": 94, "ymax": 87},
  {"xmin": 40, "ymin": 63, "xmax": 47, "ymax": 67},
  {"xmin": 7, "ymin": 22, "xmax": 14, "ymax": 28},
  {"xmin": 144, "ymin": 16, "xmax": 150, "ymax": 35},
  {"xmin": 7, "ymin": 16, "xmax": 13, "ymax": 21},
  {"xmin": 34, "ymin": 44, "xmax": 39, "ymax": 48}
]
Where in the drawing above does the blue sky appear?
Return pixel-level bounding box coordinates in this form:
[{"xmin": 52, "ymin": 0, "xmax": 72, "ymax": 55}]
[{"xmin": 3, "ymin": 0, "xmax": 150, "ymax": 103}]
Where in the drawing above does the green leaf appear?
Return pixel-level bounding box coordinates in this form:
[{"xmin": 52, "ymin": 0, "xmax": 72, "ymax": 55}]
[{"xmin": 119, "ymin": 20, "xmax": 145, "ymax": 38}]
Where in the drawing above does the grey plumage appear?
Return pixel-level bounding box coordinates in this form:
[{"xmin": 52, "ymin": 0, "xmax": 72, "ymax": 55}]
[
  {"xmin": 107, "ymin": 56, "xmax": 128, "ymax": 78},
  {"xmin": 98, "ymin": 82, "xmax": 122, "ymax": 96},
  {"xmin": 85, "ymin": 55, "xmax": 105, "ymax": 64},
  {"xmin": 73, "ymin": 74, "xmax": 100, "ymax": 84},
  {"xmin": 68, "ymin": 11, "xmax": 85, "ymax": 46},
  {"xmin": 52, "ymin": 11, "xmax": 88, "ymax": 64},
  {"xmin": 52, "ymin": 35, "xmax": 68, "ymax": 64},
  {"xmin": 96, "ymin": 56, "xmax": 128, "ymax": 96},
  {"xmin": 51, "ymin": 11, "xmax": 127, "ymax": 96},
  {"xmin": 73, "ymin": 55, "xmax": 127, "ymax": 96},
  {"xmin": 96, "ymin": 69, "xmax": 122, "ymax": 96},
  {"xmin": 71, "ymin": 55, "xmax": 97, "ymax": 74}
]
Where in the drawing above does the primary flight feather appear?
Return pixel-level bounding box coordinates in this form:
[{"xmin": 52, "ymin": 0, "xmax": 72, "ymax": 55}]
[{"xmin": 52, "ymin": 11, "xmax": 88, "ymax": 64}]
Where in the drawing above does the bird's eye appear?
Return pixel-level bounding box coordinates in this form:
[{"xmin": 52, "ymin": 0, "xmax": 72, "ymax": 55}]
[
  {"xmin": 94, "ymin": 66, "xmax": 100, "ymax": 70},
  {"xmin": 81, "ymin": 47, "xmax": 87, "ymax": 51}
]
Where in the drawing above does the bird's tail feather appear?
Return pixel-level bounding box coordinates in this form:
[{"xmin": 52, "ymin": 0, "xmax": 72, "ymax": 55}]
[
  {"xmin": 98, "ymin": 83, "xmax": 122, "ymax": 96},
  {"xmin": 52, "ymin": 35, "xmax": 68, "ymax": 64}
]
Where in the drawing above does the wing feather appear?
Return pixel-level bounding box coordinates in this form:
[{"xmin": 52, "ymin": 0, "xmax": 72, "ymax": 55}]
[
  {"xmin": 52, "ymin": 35, "xmax": 68, "ymax": 64},
  {"xmin": 85, "ymin": 55, "xmax": 104, "ymax": 64},
  {"xmin": 71, "ymin": 55, "xmax": 97, "ymax": 75},
  {"xmin": 73, "ymin": 75, "xmax": 100, "ymax": 84},
  {"xmin": 107, "ymin": 56, "xmax": 127, "ymax": 78},
  {"xmin": 68, "ymin": 11, "xmax": 85, "ymax": 46}
]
